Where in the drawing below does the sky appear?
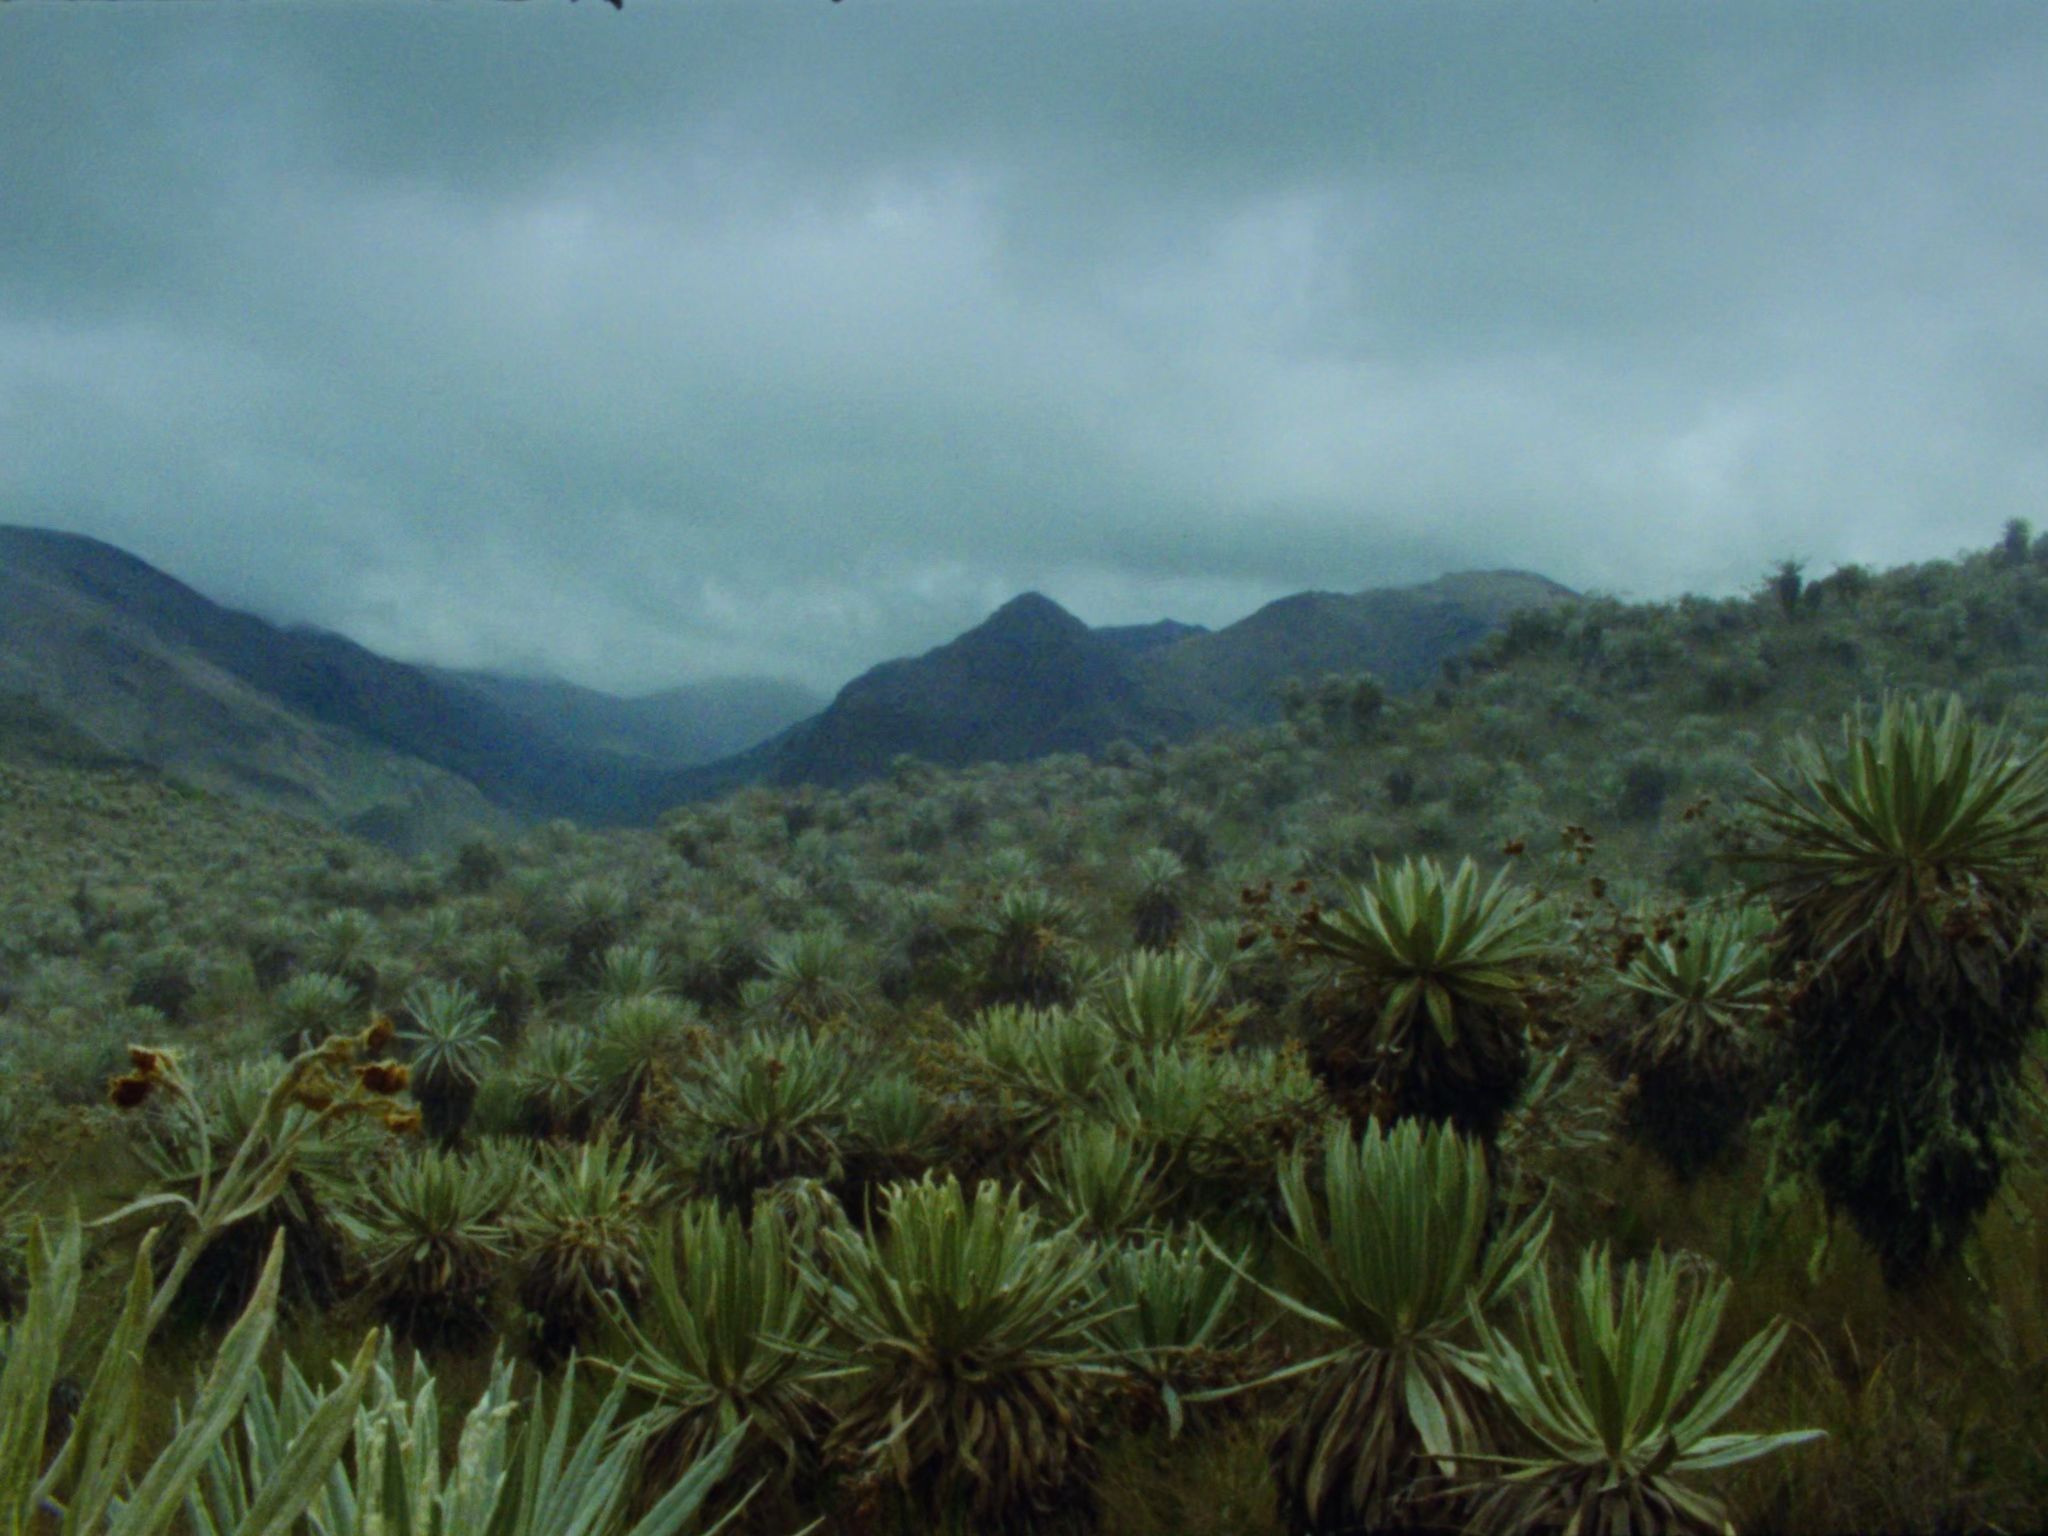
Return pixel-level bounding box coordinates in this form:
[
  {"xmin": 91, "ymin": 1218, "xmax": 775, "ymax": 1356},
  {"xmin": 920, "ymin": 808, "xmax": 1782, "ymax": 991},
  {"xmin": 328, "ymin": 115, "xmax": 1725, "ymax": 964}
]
[{"xmin": 3, "ymin": 2, "xmax": 2046, "ymax": 695}]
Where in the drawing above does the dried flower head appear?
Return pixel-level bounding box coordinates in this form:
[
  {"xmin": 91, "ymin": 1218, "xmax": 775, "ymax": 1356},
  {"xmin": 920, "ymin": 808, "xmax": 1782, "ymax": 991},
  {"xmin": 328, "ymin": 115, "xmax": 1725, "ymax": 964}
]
[
  {"xmin": 356, "ymin": 1061, "xmax": 411, "ymax": 1095},
  {"xmin": 107, "ymin": 1073, "xmax": 155, "ymax": 1109}
]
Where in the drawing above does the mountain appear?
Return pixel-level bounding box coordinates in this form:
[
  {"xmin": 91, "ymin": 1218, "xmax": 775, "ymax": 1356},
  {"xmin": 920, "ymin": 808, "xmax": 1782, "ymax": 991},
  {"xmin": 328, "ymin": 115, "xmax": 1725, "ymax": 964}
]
[
  {"xmin": 0, "ymin": 526, "xmax": 678, "ymax": 844},
  {"xmin": 752, "ymin": 593, "xmax": 1194, "ymax": 789},
  {"xmin": 1, "ymin": 524, "xmax": 1576, "ymax": 832},
  {"xmin": 698, "ymin": 570, "xmax": 1573, "ymax": 793},
  {"xmin": 431, "ymin": 668, "xmax": 823, "ymax": 767},
  {"xmin": 1138, "ymin": 570, "xmax": 1576, "ymax": 726}
]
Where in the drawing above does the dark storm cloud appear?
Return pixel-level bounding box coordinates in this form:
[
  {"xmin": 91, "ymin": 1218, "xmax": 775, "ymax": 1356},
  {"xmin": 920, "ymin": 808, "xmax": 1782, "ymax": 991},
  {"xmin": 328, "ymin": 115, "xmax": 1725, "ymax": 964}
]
[{"xmin": 4, "ymin": 3, "xmax": 2046, "ymax": 692}]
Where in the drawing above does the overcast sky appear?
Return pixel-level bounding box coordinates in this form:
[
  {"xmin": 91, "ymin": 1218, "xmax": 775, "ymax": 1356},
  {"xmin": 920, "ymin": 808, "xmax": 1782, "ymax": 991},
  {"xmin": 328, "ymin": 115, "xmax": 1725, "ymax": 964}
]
[{"xmin": 4, "ymin": 3, "xmax": 2045, "ymax": 694}]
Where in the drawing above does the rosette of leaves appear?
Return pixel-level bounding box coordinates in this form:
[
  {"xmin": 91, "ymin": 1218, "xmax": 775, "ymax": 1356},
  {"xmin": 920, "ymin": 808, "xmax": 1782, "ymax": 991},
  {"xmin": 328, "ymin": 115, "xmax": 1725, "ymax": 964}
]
[
  {"xmin": 675, "ymin": 1027, "xmax": 852, "ymax": 1207},
  {"xmin": 976, "ymin": 885, "xmax": 1080, "ymax": 1010},
  {"xmin": 509, "ymin": 1023, "xmax": 600, "ymax": 1140},
  {"xmin": 1297, "ymin": 856, "xmax": 1553, "ymax": 1143},
  {"xmin": 1611, "ymin": 903, "xmax": 1779, "ymax": 1180},
  {"xmin": 564, "ymin": 878, "xmax": 632, "ymax": 980},
  {"xmin": 308, "ymin": 907, "xmax": 381, "ymax": 1004},
  {"xmin": 1460, "ymin": 1246, "xmax": 1820, "ymax": 1536},
  {"xmin": 594, "ymin": 943, "xmax": 673, "ymax": 1007},
  {"xmin": 1216, "ymin": 1119, "xmax": 1550, "ymax": 1536},
  {"xmin": 1096, "ymin": 1232, "xmax": 1251, "ymax": 1437},
  {"xmin": 1095, "ymin": 946, "xmax": 1242, "ymax": 1053},
  {"xmin": 947, "ymin": 1005, "xmax": 1118, "ymax": 1161},
  {"xmin": 1103, "ymin": 1045, "xmax": 1325, "ymax": 1222},
  {"xmin": 1130, "ymin": 847, "xmax": 1190, "ymax": 951},
  {"xmin": 457, "ymin": 923, "xmax": 541, "ymax": 1038},
  {"xmin": 813, "ymin": 1172, "xmax": 1124, "ymax": 1532},
  {"xmin": 747, "ymin": 926, "xmax": 861, "ymax": 1029},
  {"xmin": 1028, "ymin": 1121, "xmax": 1164, "ymax": 1241},
  {"xmin": 342, "ymin": 1145, "xmax": 514, "ymax": 1346},
  {"xmin": 843, "ymin": 1071, "xmax": 942, "ymax": 1201},
  {"xmin": 677, "ymin": 918, "xmax": 767, "ymax": 1010},
  {"xmin": 512, "ymin": 1135, "xmax": 664, "ymax": 1366},
  {"xmin": 398, "ymin": 979, "xmax": 500, "ymax": 1142},
  {"xmin": 876, "ymin": 890, "xmax": 969, "ymax": 1005},
  {"xmin": 591, "ymin": 995, "xmax": 705, "ymax": 1128},
  {"xmin": 603, "ymin": 1200, "xmax": 836, "ymax": 1508},
  {"xmin": 1744, "ymin": 693, "xmax": 2048, "ymax": 1284},
  {"xmin": 272, "ymin": 970, "xmax": 359, "ymax": 1057}
]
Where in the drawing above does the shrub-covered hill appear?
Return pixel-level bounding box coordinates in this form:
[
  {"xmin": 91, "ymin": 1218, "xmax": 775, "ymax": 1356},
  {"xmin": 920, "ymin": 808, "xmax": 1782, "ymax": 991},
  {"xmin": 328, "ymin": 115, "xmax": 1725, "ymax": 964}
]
[{"xmin": 5, "ymin": 530, "xmax": 2048, "ymax": 1536}]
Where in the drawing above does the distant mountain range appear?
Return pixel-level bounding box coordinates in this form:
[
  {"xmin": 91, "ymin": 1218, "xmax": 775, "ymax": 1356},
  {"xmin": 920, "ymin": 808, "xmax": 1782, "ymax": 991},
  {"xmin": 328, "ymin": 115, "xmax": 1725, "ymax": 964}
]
[
  {"xmin": 0, "ymin": 523, "xmax": 1572, "ymax": 844},
  {"xmin": 710, "ymin": 569, "xmax": 1574, "ymax": 791}
]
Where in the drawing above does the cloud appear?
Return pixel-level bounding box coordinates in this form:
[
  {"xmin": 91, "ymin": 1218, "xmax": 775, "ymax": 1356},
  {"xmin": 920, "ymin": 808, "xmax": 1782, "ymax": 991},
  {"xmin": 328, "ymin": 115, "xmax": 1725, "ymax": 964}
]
[{"xmin": 3, "ymin": 2, "xmax": 2046, "ymax": 692}]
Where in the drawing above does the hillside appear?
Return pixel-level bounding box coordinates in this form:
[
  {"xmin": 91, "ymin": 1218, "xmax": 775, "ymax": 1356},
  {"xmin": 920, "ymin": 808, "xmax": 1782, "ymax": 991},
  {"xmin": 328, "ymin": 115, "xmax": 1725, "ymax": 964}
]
[
  {"xmin": 714, "ymin": 569, "xmax": 1574, "ymax": 792},
  {"xmin": 1138, "ymin": 569, "xmax": 1576, "ymax": 726},
  {"xmin": 0, "ymin": 526, "xmax": 685, "ymax": 841}
]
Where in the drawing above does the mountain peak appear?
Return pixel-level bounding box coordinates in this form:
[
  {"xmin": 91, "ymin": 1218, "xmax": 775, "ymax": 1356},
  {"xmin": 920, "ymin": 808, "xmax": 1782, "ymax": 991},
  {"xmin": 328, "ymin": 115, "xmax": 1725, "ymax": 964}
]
[{"xmin": 983, "ymin": 590, "xmax": 1087, "ymax": 634}]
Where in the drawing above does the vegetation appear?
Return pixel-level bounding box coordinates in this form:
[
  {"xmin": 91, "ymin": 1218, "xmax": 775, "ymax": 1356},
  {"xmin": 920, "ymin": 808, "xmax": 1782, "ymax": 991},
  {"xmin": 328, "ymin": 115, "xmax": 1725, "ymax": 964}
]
[{"xmin": 13, "ymin": 534, "xmax": 2048, "ymax": 1533}]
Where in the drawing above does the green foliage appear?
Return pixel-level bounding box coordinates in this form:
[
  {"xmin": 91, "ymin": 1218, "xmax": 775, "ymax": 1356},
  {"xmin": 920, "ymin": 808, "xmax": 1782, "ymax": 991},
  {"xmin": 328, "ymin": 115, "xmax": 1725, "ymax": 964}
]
[
  {"xmin": 947, "ymin": 1004, "xmax": 1119, "ymax": 1156},
  {"xmin": 590, "ymin": 995, "xmax": 703, "ymax": 1127},
  {"xmin": 1462, "ymin": 1246, "xmax": 1820, "ymax": 1535},
  {"xmin": 815, "ymin": 1172, "xmax": 1122, "ymax": 1531},
  {"xmin": 1298, "ymin": 856, "xmax": 1552, "ymax": 1141},
  {"xmin": 977, "ymin": 885, "xmax": 1080, "ymax": 1010},
  {"xmin": 398, "ymin": 978, "xmax": 500, "ymax": 1140},
  {"xmin": 1746, "ymin": 693, "xmax": 2048, "ymax": 1283},
  {"xmin": 676, "ymin": 1027, "xmax": 852, "ymax": 1207},
  {"xmin": 1094, "ymin": 946, "xmax": 1239, "ymax": 1053},
  {"xmin": 1218, "ymin": 1118, "xmax": 1551, "ymax": 1535},
  {"xmin": 3, "ymin": 1213, "xmax": 376, "ymax": 1536},
  {"xmin": 192, "ymin": 1338, "xmax": 747, "ymax": 1536},
  {"xmin": 342, "ymin": 1145, "xmax": 514, "ymax": 1346},
  {"xmin": 604, "ymin": 1200, "xmax": 835, "ymax": 1500},
  {"xmin": 1029, "ymin": 1121, "xmax": 1163, "ymax": 1240},
  {"xmin": 513, "ymin": 1135, "xmax": 664, "ymax": 1365},
  {"xmin": 509, "ymin": 1022, "xmax": 599, "ymax": 1139},
  {"xmin": 1095, "ymin": 1232, "xmax": 1250, "ymax": 1437},
  {"xmin": 1611, "ymin": 903, "xmax": 1778, "ymax": 1181},
  {"xmin": 272, "ymin": 970, "xmax": 359, "ymax": 1056}
]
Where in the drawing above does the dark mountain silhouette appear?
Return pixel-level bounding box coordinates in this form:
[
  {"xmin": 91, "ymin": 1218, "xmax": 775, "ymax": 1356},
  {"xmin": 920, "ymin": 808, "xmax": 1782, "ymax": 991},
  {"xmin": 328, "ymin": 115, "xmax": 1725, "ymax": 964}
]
[
  {"xmin": 2, "ymin": 524, "xmax": 1575, "ymax": 830},
  {"xmin": 683, "ymin": 571, "xmax": 1574, "ymax": 793},
  {"xmin": 0, "ymin": 525, "xmax": 672, "ymax": 839}
]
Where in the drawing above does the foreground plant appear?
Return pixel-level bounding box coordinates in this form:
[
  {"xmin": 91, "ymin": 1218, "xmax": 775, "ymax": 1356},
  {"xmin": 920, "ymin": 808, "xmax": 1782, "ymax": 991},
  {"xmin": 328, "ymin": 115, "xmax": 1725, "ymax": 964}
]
[
  {"xmin": 1028, "ymin": 1120, "xmax": 1165, "ymax": 1240},
  {"xmin": 191, "ymin": 1336, "xmax": 748, "ymax": 1536},
  {"xmin": 1297, "ymin": 857, "xmax": 1553, "ymax": 1142},
  {"xmin": 1461, "ymin": 1246, "xmax": 1821, "ymax": 1536},
  {"xmin": 132, "ymin": 1059, "xmax": 365, "ymax": 1326},
  {"xmin": 1611, "ymin": 903, "xmax": 1779, "ymax": 1181},
  {"xmin": 1746, "ymin": 693, "xmax": 2048, "ymax": 1284},
  {"xmin": 604, "ymin": 1201, "xmax": 835, "ymax": 1504},
  {"xmin": 1211, "ymin": 1118, "xmax": 1550, "ymax": 1535},
  {"xmin": 3, "ymin": 1212, "xmax": 376, "ymax": 1536},
  {"xmin": 814, "ymin": 1172, "xmax": 1123, "ymax": 1532}
]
